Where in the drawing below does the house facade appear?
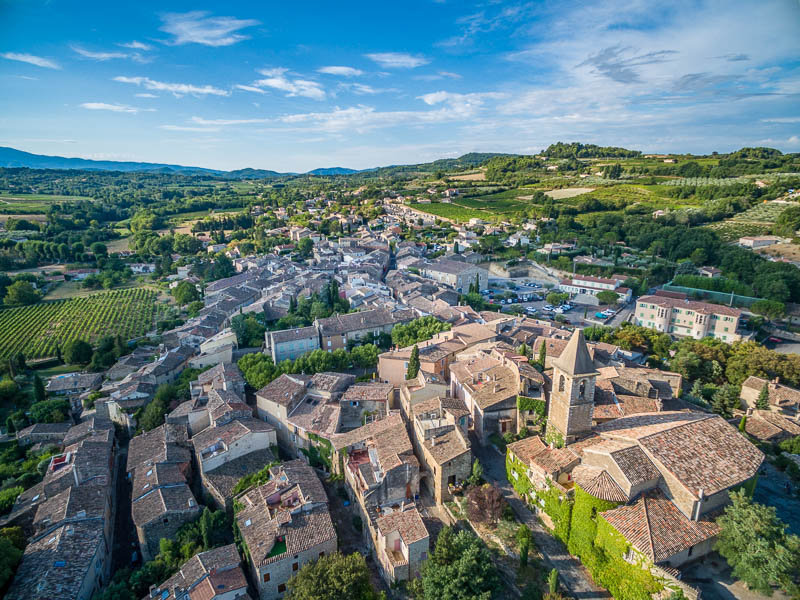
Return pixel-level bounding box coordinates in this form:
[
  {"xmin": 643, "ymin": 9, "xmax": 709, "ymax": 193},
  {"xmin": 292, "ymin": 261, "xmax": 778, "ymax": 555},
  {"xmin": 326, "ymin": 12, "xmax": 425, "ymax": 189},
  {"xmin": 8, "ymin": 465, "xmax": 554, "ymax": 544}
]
[{"xmin": 634, "ymin": 295, "xmax": 741, "ymax": 342}]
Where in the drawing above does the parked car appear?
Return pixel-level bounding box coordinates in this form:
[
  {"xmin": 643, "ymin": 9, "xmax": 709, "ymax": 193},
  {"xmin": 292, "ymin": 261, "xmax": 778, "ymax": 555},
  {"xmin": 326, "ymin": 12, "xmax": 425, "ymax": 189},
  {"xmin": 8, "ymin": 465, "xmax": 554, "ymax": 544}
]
[
  {"xmin": 526, "ymin": 306, "xmax": 538, "ymax": 315},
  {"xmin": 543, "ymin": 304, "xmax": 554, "ymax": 311}
]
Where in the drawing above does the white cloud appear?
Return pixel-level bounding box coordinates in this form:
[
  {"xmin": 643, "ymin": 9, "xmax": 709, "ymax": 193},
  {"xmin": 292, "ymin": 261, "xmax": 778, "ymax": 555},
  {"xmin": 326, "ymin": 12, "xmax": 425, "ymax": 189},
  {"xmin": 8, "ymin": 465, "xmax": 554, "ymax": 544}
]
[
  {"xmin": 135, "ymin": 93, "xmax": 158, "ymax": 98},
  {"xmin": 250, "ymin": 68, "xmax": 325, "ymax": 100},
  {"xmin": 364, "ymin": 52, "xmax": 429, "ymax": 68},
  {"xmin": 114, "ymin": 76, "xmax": 230, "ymax": 97},
  {"xmin": 160, "ymin": 11, "xmax": 259, "ymax": 47},
  {"xmin": 160, "ymin": 124, "xmax": 221, "ymax": 132},
  {"xmin": 318, "ymin": 66, "xmax": 364, "ymax": 77},
  {"xmin": 235, "ymin": 84, "xmax": 269, "ymax": 94},
  {"xmin": 191, "ymin": 116, "xmax": 270, "ymax": 126},
  {"xmin": 762, "ymin": 117, "xmax": 800, "ymax": 124},
  {"xmin": 1, "ymin": 52, "xmax": 60, "ymax": 69},
  {"xmin": 80, "ymin": 102, "xmax": 155, "ymax": 114},
  {"xmin": 119, "ymin": 41, "xmax": 152, "ymax": 51},
  {"xmin": 70, "ymin": 45, "xmax": 146, "ymax": 62}
]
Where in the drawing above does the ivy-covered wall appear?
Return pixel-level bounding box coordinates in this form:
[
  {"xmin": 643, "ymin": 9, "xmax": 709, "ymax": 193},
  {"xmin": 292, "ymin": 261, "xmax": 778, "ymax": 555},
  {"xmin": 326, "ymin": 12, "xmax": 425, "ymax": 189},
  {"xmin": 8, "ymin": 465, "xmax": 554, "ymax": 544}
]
[{"xmin": 505, "ymin": 450, "xmax": 664, "ymax": 600}]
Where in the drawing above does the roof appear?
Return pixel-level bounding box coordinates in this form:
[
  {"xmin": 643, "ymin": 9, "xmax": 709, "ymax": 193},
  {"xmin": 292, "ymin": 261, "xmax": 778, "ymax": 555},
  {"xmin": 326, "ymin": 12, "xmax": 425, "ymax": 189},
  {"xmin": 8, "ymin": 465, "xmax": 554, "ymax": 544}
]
[
  {"xmin": 422, "ymin": 427, "xmax": 470, "ymax": 464},
  {"xmin": 131, "ymin": 483, "xmax": 199, "ymax": 526},
  {"xmin": 740, "ymin": 410, "xmax": 800, "ymax": 442},
  {"xmin": 637, "ymin": 295, "xmax": 742, "ymax": 318},
  {"xmin": 202, "ymin": 448, "xmax": 276, "ymax": 502},
  {"xmin": 132, "ymin": 462, "xmax": 187, "ymax": 501},
  {"xmin": 127, "ymin": 423, "xmax": 190, "ymax": 474},
  {"xmin": 45, "ymin": 372, "xmax": 102, "ymax": 393},
  {"xmin": 742, "ymin": 376, "xmax": 800, "ymax": 410},
  {"xmin": 601, "ymin": 489, "xmax": 720, "ymax": 563},
  {"xmin": 148, "ymin": 544, "xmax": 245, "ymax": 600},
  {"xmin": 5, "ymin": 520, "xmax": 106, "ymax": 600},
  {"xmin": 342, "ymin": 382, "xmax": 394, "ymax": 402},
  {"xmin": 571, "ymin": 465, "xmax": 628, "ymax": 502},
  {"xmin": 507, "ymin": 436, "xmax": 579, "ymax": 477},
  {"xmin": 316, "ymin": 308, "xmax": 410, "ymax": 336},
  {"xmin": 596, "ymin": 412, "xmax": 763, "ymax": 497},
  {"xmin": 32, "ymin": 485, "xmax": 108, "ymax": 534},
  {"xmin": 553, "ymin": 329, "xmax": 598, "ymax": 377},
  {"xmin": 287, "ymin": 397, "xmax": 341, "ymax": 437},
  {"xmin": 270, "ymin": 325, "xmax": 319, "ymax": 344},
  {"xmin": 376, "ymin": 507, "xmax": 428, "ymax": 544},
  {"xmin": 192, "ymin": 418, "xmax": 275, "ymax": 460},
  {"xmin": 448, "ymin": 357, "xmax": 518, "ymax": 410},
  {"xmin": 256, "ymin": 374, "xmax": 309, "ymax": 408},
  {"xmin": 422, "ymin": 258, "xmax": 480, "ymax": 275}
]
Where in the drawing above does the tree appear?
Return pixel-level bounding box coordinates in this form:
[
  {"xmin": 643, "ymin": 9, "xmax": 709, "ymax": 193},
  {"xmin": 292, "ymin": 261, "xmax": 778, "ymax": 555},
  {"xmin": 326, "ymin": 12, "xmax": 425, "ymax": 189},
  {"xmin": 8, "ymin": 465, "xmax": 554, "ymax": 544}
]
[
  {"xmin": 548, "ymin": 569, "xmax": 559, "ymax": 595},
  {"xmin": 406, "ymin": 345, "xmax": 420, "ymax": 380},
  {"xmin": 711, "ymin": 383, "xmax": 740, "ymax": 418},
  {"xmin": 172, "ymin": 280, "xmax": 200, "ymax": 306},
  {"xmin": 286, "ymin": 551, "xmax": 384, "ymax": 600},
  {"xmin": 0, "ymin": 534, "xmax": 23, "ymax": 590},
  {"xmin": 517, "ymin": 525, "xmax": 532, "ymax": 569},
  {"xmin": 545, "ymin": 292, "xmax": 568, "ymax": 306},
  {"xmin": 63, "ymin": 339, "xmax": 93, "ymax": 365},
  {"xmin": 595, "ymin": 290, "xmax": 619, "ymax": 305},
  {"xmin": 139, "ymin": 383, "xmax": 177, "ymax": 432},
  {"xmin": 33, "ymin": 374, "xmax": 46, "ymax": 403},
  {"xmin": 739, "ymin": 415, "xmax": 747, "ymax": 432},
  {"xmin": 715, "ymin": 489, "xmax": 800, "ymax": 595},
  {"xmin": 418, "ymin": 527, "xmax": 500, "ymax": 600},
  {"xmin": 538, "ymin": 340, "xmax": 547, "ymax": 368},
  {"xmin": 297, "ymin": 237, "xmax": 314, "ymax": 257},
  {"xmin": 466, "ymin": 484, "xmax": 505, "ymax": 526},
  {"xmin": 751, "ymin": 299, "xmax": 786, "ymax": 320},
  {"xmin": 29, "ymin": 398, "xmax": 70, "ymax": 423},
  {"xmin": 468, "ymin": 458, "xmax": 484, "ymax": 486},
  {"xmin": 756, "ymin": 383, "xmax": 771, "ymax": 410},
  {"xmin": 3, "ymin": 280, "xmax": 39, "ymax": 306}
]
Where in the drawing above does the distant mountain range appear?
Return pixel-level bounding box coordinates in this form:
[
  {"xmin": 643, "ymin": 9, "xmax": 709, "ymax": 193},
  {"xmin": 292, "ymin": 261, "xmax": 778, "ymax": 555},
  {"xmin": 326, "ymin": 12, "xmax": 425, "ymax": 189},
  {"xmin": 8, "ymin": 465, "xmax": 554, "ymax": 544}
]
[{"xmin": 0, "ymin": 147, "xmax": 361, "ymax": 178}]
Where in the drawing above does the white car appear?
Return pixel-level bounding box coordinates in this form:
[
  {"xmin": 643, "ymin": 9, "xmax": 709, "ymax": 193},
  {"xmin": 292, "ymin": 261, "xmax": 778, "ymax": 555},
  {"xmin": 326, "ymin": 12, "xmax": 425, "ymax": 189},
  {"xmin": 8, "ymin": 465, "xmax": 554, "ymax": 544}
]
[
  {"xmin": 554, "ymin": 306, "xmax": 565, "ymax": 314},
  {"xmin": 543, "ymin": 304, "xmax": 554, "ymax": 311},
  {"xmin": 525, "ymin": 306, "xmax": 538, "ymax": 314}
]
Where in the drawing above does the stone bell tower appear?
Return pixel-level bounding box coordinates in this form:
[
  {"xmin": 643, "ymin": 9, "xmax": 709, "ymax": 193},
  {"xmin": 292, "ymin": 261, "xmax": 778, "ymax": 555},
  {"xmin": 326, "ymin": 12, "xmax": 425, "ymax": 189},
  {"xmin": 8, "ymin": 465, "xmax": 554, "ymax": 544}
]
[{"xmin": 546, "ymin": 329, "xmax": 598, "ymax": 444}]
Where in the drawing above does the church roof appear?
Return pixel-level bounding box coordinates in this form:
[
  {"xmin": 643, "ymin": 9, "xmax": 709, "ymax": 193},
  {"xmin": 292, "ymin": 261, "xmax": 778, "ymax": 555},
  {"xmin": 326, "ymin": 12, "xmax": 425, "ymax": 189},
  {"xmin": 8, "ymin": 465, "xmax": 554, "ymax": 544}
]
[{"xmin": 553, "ymin": 329, "xmax": 598, "ymax": 377}]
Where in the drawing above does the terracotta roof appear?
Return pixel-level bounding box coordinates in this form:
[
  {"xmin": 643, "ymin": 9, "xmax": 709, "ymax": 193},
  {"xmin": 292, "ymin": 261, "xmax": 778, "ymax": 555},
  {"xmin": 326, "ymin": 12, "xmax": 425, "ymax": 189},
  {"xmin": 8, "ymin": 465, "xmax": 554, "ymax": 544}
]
[
  {"xmin": 637, "ymin": 295, "xmax": 741, "ymax": 318},
  {"xmin": 571, "ymin": 465, "xmax": 628, "ymax": 502},
  {"xmin": 256, "ymin": 374, "xmax": 309, "ymax": 407},
  {"xmin": 131, "ymin": 483, "xmax": 199, "ymax": 526},
  {"xmin": 376, "ymin": 507, "xmax": 428, "ymax": 544},
  {"xmin": 342, "ymin": 382, "xmax": 394, "ymax": 402},
  {"xmin": 508, "ymin": 435, "xmax": 579, "ymax": 477},
  {"xmin": 601, "ymin": 489, "xmax": 720, "ymax": 563},
  {"xmin": 448, "ymin": 357, "xmax": 518, "ymax": 411},
  {"xmin": 148, "ymin": 544, "xmax": 245, "ymax": 600},
  {"xmin": 597, "ymin": 412, "xmax": 763, "ymax": 497},
  {"xmin": 127, "ymin": 423, "xmax": 190, "ymax": 475}
]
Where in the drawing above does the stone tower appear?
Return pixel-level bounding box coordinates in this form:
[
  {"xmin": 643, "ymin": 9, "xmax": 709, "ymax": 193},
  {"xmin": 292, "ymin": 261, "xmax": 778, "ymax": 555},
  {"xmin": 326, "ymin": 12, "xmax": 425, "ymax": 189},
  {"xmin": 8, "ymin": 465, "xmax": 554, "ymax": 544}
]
[{"xmin": 546, "ymin": 329, "xmax": 598, "ymax": 444}]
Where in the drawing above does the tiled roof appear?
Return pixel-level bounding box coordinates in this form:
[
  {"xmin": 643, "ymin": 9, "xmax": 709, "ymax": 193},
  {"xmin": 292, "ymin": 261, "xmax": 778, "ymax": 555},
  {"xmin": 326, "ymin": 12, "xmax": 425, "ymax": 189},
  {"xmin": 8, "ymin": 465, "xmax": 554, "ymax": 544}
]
[
  {"xmin": 637, "ymin": 294, "xmax": 741, "ymax": 318},
  {"xmin": 597, "ymin": 412, "xmax": 763, "ymax": 497},
  {"xmin": 342, "ymin": 382, "xmax": 394, "ymax": 402},
  {"xmin": 127, "ymin": 423, "xmax": 190, "ymax": 474},
  {"xmin": 131, "ymin": 483, "xmax": 199, "ymax": 526},
  {"xmin": 376, "ymin": 506, "xmax": 428, "ymax": 544},
  {"xmin": 32, "ymin": 485, "xmax": 108, "ymax": 535},
  {"xmin": 5, "ymin": 520, "xmax": 105, "ymax": 600},
  {"xmin": 508, "ymin": 435, "xmax": 579, "ymax": 477},
  {"xmin": 316, "ymin": 308, "xmax": 411, "ymax": 336},
  {"xmin": 148, "ymin": 544, "xmax": 244, "ymax": 600},
  {"xmin": 423, "ymin": 428, "xmax": 470, "ymax": 464},
  {"xmin": 449, "ymin": 357, "xmax": 518, "ymax": 410},
  {"xmin": 553, "ymin": 329, "xmax": 598, "ymax": 377},
  {"xmin": 192, "ymin": 418, "xmax": 275, "ymax": 458},
  {"xmin": 601, "ymin": 489, "xmax": 720, "ymax": 563},
  {"xmin": 269, "ymin": 325, "xmax": 319, "ymax": 344},
  {"xmin": 202, "ymin": 448, "xmax": 276, "ymax": 502},
  {"xmin": 571, "ymin": 465, "xmax": 628, "ymax": 502},
  {"xmin": 742, "ymin": 376, "xmax": 800, "ymax": 410},
  {"xmin": 256, "ymin": 374, "xmax": 309, "ymax": 408}
]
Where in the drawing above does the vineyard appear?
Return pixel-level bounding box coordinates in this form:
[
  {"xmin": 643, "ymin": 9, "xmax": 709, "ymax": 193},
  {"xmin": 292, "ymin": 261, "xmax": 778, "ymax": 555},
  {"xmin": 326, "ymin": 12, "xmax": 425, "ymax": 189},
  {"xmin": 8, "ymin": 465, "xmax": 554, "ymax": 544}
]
[{"xmin": 0, "ymin": 288, "xmax": 160, "ymax": 360}]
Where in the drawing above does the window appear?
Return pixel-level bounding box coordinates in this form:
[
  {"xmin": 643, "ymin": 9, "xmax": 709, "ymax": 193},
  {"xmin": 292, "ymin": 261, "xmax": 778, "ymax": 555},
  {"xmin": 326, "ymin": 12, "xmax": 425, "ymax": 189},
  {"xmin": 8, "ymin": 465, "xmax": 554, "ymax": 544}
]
[
  {"xmin": 263, "ymin": 572, "xmax": 271, "ymax": 582},
  {"xmin": 687, "ymin": 545, "xmax": 693, "ymax": 557},
  {"xmin": 278, "ymin": 584, "xmax": 287, "ymax": 593},
  {"xmin": 579, "ymin": 379, "xmax": 586, "ymax": 399},
  {"xmin": 162, "ymin": 518, "xmax": 169, "ymax": 524},
  {"xmin": 292, "ymin": 562, "xmax": 299, "ymax": 571},
  {"xmin": 319, "ymin": 551, "xmax": 325, "ymax": 558},
  {"xmin": 558, "ymin": 375, "xmax": 565, "ymax": 392}
]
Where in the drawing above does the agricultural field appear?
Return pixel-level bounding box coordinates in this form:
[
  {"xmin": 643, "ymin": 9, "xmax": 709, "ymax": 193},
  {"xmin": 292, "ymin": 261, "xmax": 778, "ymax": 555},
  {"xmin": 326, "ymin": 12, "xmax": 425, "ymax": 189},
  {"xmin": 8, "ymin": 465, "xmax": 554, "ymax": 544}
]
[
  {"xmin": 0, "ymin": 192, "xmax": 92, "ymax": 214},
  {"xmin": 544, "ymin": 187, "xmax": 595, "ymax": 199},
  {"xmin": 408, "ymin": 202, "xmax": 486, "ymax": 222},
  {"xmin": 730, "ymin": 200, "xmax": 793, "ymax": 224},
  {"xmin": 0, "ymin": 288, "xmax": 162, "ymax": 360},
  {"xmin": 704, "ymin": 221, "xmax": 772, "ymax": 242}
]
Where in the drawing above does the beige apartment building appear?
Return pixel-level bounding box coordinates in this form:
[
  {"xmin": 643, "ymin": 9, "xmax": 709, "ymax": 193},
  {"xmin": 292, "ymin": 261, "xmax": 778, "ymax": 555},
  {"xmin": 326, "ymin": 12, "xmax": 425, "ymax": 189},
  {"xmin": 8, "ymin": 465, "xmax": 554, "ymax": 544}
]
[{"xmin": 634, "ymin": 295, "xmax": 741, "ymax": 342}]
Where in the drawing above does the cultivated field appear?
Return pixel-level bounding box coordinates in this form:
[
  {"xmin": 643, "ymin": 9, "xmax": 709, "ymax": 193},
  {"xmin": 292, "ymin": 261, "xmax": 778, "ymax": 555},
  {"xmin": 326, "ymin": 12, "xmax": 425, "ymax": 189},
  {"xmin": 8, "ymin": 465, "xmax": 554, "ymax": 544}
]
[
  {"xmin": 544, "ymin": 187, "xmax": 595, "ymax": 199},
  {"xmin": 0, "ymin": 288, "xmax": 161, "ymax": 360},
  {"xmin": 449, "ymin": 171, "xmax": 486, "ymax": 181}
]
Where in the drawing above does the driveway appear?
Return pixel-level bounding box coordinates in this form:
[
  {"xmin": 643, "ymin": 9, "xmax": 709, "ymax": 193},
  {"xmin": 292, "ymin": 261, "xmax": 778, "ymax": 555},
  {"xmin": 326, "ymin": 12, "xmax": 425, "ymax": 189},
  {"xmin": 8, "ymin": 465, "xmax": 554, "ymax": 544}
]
[{"xmin": 472, "ymin": 442, "xmax": 610, "ymax": 600}]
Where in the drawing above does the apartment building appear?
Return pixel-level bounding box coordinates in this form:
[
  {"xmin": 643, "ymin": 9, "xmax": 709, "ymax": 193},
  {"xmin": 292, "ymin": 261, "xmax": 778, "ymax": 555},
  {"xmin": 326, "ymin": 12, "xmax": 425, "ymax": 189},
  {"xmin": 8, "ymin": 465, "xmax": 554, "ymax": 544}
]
[{"xmin": 634, "ymin": 295, "xmax": 741, "ymax": 341}]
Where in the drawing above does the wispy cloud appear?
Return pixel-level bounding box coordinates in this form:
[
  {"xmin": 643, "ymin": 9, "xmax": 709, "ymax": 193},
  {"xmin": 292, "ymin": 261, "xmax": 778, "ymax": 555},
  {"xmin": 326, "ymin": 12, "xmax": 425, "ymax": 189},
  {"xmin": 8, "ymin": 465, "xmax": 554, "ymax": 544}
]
[
  {"xmin": 577, "ymin": 45, "xmax": 678, "ymax": 84},
  {"xmin": 235, "ymin": 84, "xmax": 268, "ymax": 94},
  {"xmin": 191, "ymin": 116, "xmax": 271, "ymax": 126},
  {"xmin": 80, "ymin": 102, "xmax": 155, "ymax": 114},
  {"xmin": 135, "ymin": 93, "xmax": 158, "ymax": 98},
  {"xmin": 244, "ymin": 68, "xmax": 325, "ymax": 100},
  {"xmin": 160, "ymin": 124, "xmax": 221, "ymax": 132},
  {"xmin": 71, "ymin": 45, "xmax": 145, "ymax": 62},
  {"xmin": 1, "ymin": 52, "xmax": 60, "ymax": 69},
  {"xmin": 119, "ymin": 41, "xmax": 152, "ymax": 51},
  {"xmin": 439, "ymin": 4, "xmax": 532, "ymax": 48},
  {"xmin": 159, "ymin": 11, "xmax": 259, "ymax": 47},
  {"xmin": 364, "ymin": 52, "xmax": 429, "ymax": 68},
  {"xmin": 114, "ymin": 76, "xmax": 230, "ymax": 97},
  {"xmin": 762, "ymin": 117, "xmax": 800, "ymax": 123},
  {"xmin": 415, "ymin": 70, "xmax": 462, "ymax": 81},
  {"xmin": 317, "ymin": 66, "xmax": 364, "ymax": 77}
]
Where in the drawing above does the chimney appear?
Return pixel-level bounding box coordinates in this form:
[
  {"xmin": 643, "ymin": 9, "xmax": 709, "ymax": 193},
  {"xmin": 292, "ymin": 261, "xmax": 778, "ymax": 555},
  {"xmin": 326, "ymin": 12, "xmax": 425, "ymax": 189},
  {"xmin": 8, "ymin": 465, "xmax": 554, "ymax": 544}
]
[{"xmin": 493, "ymin": 384, "xmax": 498, "ymax": 394}]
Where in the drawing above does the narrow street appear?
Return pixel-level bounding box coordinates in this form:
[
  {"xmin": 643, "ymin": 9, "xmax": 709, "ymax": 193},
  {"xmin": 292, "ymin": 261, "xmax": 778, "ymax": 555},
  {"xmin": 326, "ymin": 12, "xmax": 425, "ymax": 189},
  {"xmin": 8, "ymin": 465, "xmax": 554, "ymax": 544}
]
[
  {"xmin": 110, "ymin": 434, "xmax": 138, "ymax": 574},
  {"xmin": 471, "ymin": 443, "xmax": 610, "ymax": 600}
]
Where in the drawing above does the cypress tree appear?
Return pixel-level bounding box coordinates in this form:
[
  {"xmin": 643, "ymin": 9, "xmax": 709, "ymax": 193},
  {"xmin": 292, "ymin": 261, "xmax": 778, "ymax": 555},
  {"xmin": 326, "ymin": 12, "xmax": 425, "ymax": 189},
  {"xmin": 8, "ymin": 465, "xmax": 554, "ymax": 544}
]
[
  {"xmin": 33, "ymin": 374, "xmax": 46, "ymax": 404},
  {"xmin": 538, "ymin": 341, "xmax": 547, "ymax": 368},
  {"xmin": 406, "ymin": 345, "xmax": 420, "ymax": 380},
  {"xmin": 756, "ymin": 383, "xmax": 770, "ymax": 410}
]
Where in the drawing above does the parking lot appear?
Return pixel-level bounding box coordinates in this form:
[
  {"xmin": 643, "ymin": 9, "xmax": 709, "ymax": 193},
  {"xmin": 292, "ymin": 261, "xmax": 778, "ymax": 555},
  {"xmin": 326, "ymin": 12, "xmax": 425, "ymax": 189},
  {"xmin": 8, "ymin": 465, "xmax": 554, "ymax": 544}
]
[{"xmin": 484, "ymin": 277, "xmax": 634, "ymax": 327}]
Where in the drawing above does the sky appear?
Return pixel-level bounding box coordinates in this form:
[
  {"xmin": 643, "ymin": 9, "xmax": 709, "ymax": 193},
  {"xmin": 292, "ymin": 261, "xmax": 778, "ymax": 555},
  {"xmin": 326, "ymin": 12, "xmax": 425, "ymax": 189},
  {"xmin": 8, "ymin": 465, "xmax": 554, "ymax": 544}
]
[{"xmin": 0, "ymin": 0, "xmax": 798, "ymax": 172}]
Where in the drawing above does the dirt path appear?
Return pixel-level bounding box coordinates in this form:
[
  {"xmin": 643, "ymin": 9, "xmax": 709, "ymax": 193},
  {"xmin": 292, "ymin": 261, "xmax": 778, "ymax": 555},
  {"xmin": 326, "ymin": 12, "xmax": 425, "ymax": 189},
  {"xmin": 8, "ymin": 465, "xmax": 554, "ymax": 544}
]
[{"xmin": 472, "ymin": 442, "xmax": 610, "ymax": 600}]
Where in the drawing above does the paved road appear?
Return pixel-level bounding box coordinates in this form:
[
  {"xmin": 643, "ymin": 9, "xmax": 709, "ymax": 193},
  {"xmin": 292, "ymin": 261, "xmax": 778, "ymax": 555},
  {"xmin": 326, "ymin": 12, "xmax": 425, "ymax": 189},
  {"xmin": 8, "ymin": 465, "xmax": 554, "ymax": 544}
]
[{"xmin": 472, "ymin": 443, "xmax": 610, "ymax": 600}]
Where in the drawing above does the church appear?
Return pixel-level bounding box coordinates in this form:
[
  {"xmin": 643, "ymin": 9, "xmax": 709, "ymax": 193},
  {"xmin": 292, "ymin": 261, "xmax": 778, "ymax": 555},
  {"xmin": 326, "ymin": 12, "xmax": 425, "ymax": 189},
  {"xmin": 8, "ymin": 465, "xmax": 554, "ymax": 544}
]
[{"xmin": 507, "ymin": 329, "xmax": 763, "ymax": 573}]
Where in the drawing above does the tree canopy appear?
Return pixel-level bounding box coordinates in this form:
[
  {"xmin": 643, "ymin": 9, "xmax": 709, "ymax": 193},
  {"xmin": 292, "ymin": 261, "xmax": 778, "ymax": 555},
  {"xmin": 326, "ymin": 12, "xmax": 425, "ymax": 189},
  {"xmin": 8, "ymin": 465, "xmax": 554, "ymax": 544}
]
[{"xmin": 287, "ymin": 551, "xmax": 384, "ymax": 600}]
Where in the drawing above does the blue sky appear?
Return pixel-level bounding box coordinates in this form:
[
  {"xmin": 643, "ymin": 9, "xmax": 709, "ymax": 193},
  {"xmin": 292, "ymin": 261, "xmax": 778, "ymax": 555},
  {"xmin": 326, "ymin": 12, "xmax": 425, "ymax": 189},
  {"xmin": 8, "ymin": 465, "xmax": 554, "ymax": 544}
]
[{"xmin": 0, "ymin": 0, "xmax": 798, "ymax": 172}]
